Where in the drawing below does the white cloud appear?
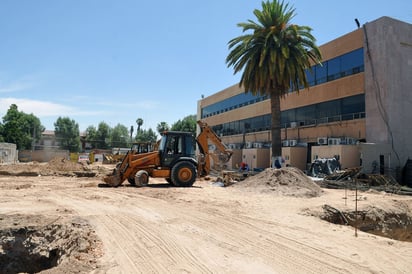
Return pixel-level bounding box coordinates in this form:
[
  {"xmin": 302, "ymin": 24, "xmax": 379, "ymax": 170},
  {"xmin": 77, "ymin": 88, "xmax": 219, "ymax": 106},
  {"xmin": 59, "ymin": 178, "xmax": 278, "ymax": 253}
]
[{"xmin": 0, "ymin": 98, "xmax": 74, "ymax": 117}]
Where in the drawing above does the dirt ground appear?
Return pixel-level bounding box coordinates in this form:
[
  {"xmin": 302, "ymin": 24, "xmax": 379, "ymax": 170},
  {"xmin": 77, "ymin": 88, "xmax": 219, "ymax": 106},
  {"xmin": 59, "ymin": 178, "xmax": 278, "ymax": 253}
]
[{"xmin": 0, "ymin": 159, "xmax": 411, "ymax": 273}]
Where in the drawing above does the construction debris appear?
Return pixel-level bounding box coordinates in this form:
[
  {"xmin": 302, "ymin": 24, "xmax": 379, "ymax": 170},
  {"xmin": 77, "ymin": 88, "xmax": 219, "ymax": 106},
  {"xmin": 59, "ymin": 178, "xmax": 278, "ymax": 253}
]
[
  {"xmin": 317, "ymin": 167, "xmax": 412, "ymax": 195},
  {"xmin": 308, "ymin": 157, "xmax": 341, "ymax": 177}
]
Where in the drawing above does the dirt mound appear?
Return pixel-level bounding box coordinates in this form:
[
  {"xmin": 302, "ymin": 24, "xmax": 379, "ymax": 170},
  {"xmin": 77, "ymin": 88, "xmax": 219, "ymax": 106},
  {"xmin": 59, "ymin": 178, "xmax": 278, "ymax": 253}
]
[
  {"xmin": 230, "ymin": 167, "xmax": 322, "ymax": 197},
  {"xmin": 47, "ymin": 157, "xmax": 87, "ymax": 171},
  {"xmin": 0, "ymin": 157, "xmax": 107, "ymax": 177}
]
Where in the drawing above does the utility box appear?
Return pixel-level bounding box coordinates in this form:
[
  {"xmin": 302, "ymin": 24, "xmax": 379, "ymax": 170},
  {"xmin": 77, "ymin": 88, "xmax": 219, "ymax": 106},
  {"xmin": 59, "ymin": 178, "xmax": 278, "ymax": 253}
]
[
  {"xmin": 242, "ymin": 148, "xmax": 270, "ymax": 170},
  {"xmin": 0, "ymin": 143, "xmax": 17, "ymax": 163},
  {"xmin": 358, "ymin": 143, "xmax": 392, "ymax": 175},
  {"xmin": 311, "ymin": 145, "xmax": 359, "ymax": 169},
  {"xmin": 282, "ymin": 146, "xmax": 307, "ymax": 171}
]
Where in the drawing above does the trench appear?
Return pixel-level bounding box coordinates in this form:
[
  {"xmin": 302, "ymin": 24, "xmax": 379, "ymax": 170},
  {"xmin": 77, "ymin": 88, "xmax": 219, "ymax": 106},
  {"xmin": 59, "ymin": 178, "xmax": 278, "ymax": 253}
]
[
  {"xmin": 0, "ymin": 220, "xmax": 98, "ymax": 274},
  {"xmin": 321, "ymin": 204, "xmax": 412, "ymax": 242}
]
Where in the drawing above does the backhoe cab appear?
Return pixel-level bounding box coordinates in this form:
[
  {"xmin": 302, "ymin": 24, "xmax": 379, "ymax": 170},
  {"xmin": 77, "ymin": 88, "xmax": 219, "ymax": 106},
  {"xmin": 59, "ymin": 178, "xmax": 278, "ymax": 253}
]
[{"xmin": 102, "ymin": 120, "xmax": 232, "ymax": 187}]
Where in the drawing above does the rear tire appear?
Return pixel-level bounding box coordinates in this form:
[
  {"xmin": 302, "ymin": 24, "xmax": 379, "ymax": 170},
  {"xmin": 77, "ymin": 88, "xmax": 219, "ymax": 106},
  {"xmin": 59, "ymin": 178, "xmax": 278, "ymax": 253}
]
[
  {"xmin": 171, "ymin": 161, "xmax": 196, "ymax": 187},
  {"xmin": 135, "ymin": 170, "xmax": 149, "ymax": 186}
]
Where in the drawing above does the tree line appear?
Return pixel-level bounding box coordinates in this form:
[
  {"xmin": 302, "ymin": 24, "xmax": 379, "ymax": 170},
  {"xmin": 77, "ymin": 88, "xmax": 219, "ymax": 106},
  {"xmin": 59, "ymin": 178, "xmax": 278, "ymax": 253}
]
[{"xmin": 0, "ymin": 104, "xmax": 196, "ymax": 152}]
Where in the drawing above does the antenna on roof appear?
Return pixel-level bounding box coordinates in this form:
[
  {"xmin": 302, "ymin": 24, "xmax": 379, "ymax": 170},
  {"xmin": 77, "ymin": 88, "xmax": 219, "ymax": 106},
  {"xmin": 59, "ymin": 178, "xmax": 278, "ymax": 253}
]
[{"xmin": 355, "ymin": 18, "xmax": 360, "ymax": 28}]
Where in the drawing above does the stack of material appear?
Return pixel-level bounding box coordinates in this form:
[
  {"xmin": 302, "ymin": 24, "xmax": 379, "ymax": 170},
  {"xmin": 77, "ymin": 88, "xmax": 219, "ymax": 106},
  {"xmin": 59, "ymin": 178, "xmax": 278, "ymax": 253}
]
[{"xmin": 319, "ymin": 167, "xmax": 412, "ymax": 195}]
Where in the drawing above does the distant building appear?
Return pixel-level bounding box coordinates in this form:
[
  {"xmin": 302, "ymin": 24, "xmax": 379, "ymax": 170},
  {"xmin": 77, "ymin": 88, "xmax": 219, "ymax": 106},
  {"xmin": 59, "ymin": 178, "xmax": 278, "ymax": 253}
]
[
  {"xmin": 35, "ymin": 130, "xmax": 60, "ymax": 150},
  {"xmin": 20, "ymin": 130, "xmax": 67, "ymax": 162},
  {"xmin": 197, "ymin": 17, "xmax": 412, "ymax": 179}
]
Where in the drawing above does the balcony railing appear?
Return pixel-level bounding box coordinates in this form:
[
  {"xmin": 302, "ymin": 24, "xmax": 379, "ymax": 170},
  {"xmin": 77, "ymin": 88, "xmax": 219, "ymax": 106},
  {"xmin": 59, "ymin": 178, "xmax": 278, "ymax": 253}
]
[{"xmin": 282, "ymin": 112, "xmax": 365, "ymax": 129}]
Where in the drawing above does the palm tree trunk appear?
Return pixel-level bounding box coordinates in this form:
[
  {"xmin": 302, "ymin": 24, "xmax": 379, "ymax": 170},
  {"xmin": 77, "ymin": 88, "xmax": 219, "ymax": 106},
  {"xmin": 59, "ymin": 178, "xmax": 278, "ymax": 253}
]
[{"xmin": 270, "ymin": 91, "xmax": 282, "ymax": 167}]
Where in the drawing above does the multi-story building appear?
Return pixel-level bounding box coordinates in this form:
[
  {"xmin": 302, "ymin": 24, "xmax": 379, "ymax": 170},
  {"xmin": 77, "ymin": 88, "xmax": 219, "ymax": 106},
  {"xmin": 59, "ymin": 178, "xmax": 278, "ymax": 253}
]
[{"xmin": 197, "ymin": 16, "xmax": 412, "ymax": 179}]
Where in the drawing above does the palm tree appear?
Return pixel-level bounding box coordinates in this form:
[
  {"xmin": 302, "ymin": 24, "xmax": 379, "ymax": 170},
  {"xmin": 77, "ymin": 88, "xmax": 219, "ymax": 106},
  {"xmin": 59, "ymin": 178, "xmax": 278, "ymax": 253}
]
[
  {"xmin": 136, "ymin": 118, "xmax": 144, "ymax": 132},
  {"xmin": 130, "ymin": 125, "xmax": 134, "ymax": 143},
  {"xmin": 226, "ymin": 0, "xmax": 321, "ymax": 167}
]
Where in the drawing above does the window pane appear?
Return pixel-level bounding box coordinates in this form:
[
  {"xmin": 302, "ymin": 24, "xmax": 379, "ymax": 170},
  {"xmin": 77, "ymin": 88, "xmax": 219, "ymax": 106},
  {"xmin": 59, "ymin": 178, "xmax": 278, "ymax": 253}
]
[
  {"xmin": 327, "ymin": 57, "xmax": 340, "ymax": 81},
  {"xmin": 296, "ymin": 105, "xmax": 315, "ymax": 125},
  {"xmin": 305, "ymin": 68, "xmax": 315, "ymax": 86},
  {"xmin": 281, "ymin": 109, "xmax": 296, "ymax": 125},
  {"xmin": 342, "ymin": 94, "xmax": 365, "ymax": 114},
  {"xmin": 315, "ymin": 63, "xmax": 327, "ymax": 84},
  {"xmin": 317, "ymin": 100, "xmax": 340, "ymax": 119},
  {"xmin": 341, "ymin": 48, "xmax": 364, "ymax": 75}
]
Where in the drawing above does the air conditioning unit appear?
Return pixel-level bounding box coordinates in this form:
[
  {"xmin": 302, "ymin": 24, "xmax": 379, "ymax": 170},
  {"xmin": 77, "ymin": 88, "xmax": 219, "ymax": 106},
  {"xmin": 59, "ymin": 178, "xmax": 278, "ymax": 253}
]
[
  {"xmin": 317, "ymin": 137, "xmax": 328, "ymax": 145},
  {"xmin": 246, "ymin": 142, "xmax": 253, "ymax": 149},
  {"xmin": 345, "ymin": 137, "xmax": 357, "ymax": 145},
  {"xmin": 290, "ymin": 122, "xmax": 297, "ymax": 128},
  {"xmin": 282, "ymin": 140, "xmax": 290, "ymax": 147},
  {"xmin": 328, "ymin": 138, "xmax": 341, "ymax": 145},
  {"xmin": 289, "ymin": 140, "xmax": 297, "ymax": 147}
]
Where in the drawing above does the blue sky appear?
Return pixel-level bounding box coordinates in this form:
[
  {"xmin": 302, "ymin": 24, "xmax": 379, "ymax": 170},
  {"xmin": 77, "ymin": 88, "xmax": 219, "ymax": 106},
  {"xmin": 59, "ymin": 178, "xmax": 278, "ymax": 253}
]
[{"xmin": 0, "ymin": 0, "xmax": 411, "ymax": 132}]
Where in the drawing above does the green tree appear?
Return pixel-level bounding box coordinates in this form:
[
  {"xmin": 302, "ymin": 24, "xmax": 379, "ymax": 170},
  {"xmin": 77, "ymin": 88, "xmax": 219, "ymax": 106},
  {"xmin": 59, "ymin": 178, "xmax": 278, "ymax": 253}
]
[
  {"xmin": 85, "ymin": 125, "xmax": 97, "ymax": 149},
  {"xmin": 1, "ymin": 104, "xmax": 44, "ymax": 149},
  {"xmin": 135, "ymin": 128, "xmax": 157, "ymax": 143},
  {"xmin": 136, "ymin": 118, "xmax": 144, "ymax": 132},
  {"xmin": 110, "ymin": 123, "xmax": 129, "ymax": 148},
  {"xmin": 171, "ymin": 115, "xmax": 196, "ymax": 135},
  {"xmin": 156, "ymin": 121, "xmax": 169, "ymax": 135},
  {"xmin": 54, "ymin": 117, "xmax": 80, "ymax": 152},
  {"xmin": 0, "ymin": 123, "xmax": 3, "ymax": 142},
  {"xmin": 226, "ymin": 0, "xmax": 321, "ymax": 165},
  {"xmin": 95, "ymin": 121, "xmax": 111, "ymax": 149}
]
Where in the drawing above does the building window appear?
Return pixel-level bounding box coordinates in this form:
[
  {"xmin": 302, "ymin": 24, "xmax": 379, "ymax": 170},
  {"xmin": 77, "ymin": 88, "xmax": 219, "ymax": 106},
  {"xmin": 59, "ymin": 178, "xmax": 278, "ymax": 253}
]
[{"xmin": 201, "ymin": 48, "xmax": 364, "ymax": 119}]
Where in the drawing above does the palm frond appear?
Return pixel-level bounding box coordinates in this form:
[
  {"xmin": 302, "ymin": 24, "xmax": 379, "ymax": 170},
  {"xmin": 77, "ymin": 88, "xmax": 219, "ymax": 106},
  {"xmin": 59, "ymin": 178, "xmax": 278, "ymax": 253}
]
[{"xmin": 227, "ymin": 0, "xmax": 322, "ymax": 96}]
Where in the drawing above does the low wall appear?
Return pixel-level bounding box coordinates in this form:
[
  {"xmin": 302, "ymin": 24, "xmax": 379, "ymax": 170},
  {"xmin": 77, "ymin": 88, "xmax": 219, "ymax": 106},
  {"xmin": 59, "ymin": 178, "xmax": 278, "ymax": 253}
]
[{"xmin": 19, "ymin": 149, "xmax": 69, "ymax": 163}]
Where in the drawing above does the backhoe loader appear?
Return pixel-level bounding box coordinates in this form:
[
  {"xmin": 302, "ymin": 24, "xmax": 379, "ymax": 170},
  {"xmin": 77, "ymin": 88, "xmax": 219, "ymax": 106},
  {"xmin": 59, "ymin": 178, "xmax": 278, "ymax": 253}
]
[{"xmin": 103, "ymin": 120, "xmax": 232, "ymax": 187}]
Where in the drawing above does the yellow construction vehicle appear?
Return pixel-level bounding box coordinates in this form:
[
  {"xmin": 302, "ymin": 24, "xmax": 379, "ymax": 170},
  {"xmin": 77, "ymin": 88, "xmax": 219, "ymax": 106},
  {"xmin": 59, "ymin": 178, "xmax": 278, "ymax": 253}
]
[
  {"xmin": 103, "ymin": 120, "xmax": 232, "ymax": 187},
  {"xmin": 103, "ymin": 142, "xmax": 157, "ymax": 164}
]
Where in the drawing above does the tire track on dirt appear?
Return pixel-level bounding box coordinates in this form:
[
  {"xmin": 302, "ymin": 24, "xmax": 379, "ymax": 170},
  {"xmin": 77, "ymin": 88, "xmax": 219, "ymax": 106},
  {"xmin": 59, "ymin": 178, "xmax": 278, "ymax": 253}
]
[
  {"xmin": 115, "ymin": 214, "xmax": 212, "ymax": 273},
  {"xmin": 44, "ymin": 185, "xmax": 393, "ymax": 273},
  {"xmin": 84, "ymin": 188, "xmax": 349, "ymax": 273},
  {"xmin": 47, "ymin": 188, "xmax": 214, "ymax": 273},
  {"xmin": 158, "ymin": 203, "xmax": 373, "ymax": 273}
]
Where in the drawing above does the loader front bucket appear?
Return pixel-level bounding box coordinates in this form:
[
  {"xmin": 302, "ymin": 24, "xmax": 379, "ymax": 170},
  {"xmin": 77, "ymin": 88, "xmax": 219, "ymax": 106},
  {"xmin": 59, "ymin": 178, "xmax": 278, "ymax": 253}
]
[{"xmin": 103, "ymin": 174, "xmax": 123, "ymax": 187}]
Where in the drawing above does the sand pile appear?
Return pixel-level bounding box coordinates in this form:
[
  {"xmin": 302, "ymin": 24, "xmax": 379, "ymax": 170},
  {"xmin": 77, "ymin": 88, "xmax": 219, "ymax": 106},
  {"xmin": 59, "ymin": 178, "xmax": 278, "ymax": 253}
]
[
  {"xmin": 230, "ymin": 167, "xmax": 322, "ymax": 198},
  {"xmin": 0, "ymin": 157, "xmax": 96, "ymax": 176},
  {"xmin": 46, "ymin": 157, "xmax": 89, "ymax": 172}
]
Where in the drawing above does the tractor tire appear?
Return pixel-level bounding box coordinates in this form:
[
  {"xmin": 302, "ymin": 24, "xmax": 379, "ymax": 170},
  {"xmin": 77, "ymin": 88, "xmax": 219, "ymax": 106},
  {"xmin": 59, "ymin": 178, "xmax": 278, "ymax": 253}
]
[
  {"xmin": 171, "ymin": 161, "xmax": 197, "ymax": 187},
  {"xmin": 135, "ymin": 170, "xmax": 149, "ymax": 186},
  {"xmin": 128, "ymin": 177, "xmax": 136, "ymax": 185}
]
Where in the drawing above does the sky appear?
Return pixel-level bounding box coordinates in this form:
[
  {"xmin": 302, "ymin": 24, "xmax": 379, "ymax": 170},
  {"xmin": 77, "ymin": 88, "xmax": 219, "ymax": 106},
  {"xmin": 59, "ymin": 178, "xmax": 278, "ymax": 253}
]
[{"xmin": 0, "ymin": 0, "xmax": 411, "ymax": 132}]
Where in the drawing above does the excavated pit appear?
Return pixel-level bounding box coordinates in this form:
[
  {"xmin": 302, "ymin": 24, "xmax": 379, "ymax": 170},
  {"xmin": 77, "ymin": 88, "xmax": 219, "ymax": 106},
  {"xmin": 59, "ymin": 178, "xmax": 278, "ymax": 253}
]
[
  {"xmin": 0, "ymin": 217, "xmax": 101, "ymax": 274},
  {"xmin": 321, "ymin": 205, "xmax": 412, "ymax": 242}
]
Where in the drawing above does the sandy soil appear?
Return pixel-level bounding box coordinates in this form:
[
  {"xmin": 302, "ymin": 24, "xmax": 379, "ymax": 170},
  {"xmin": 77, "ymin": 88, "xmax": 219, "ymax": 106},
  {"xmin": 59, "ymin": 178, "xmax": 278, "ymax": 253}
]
[{"xmin": 0, "ymin": 160, "xmax": 411, "ymax": 273}]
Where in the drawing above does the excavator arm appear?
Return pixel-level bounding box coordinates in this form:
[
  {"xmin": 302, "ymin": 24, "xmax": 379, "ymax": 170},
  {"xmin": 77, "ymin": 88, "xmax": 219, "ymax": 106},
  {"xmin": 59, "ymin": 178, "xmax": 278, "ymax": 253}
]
[{"xmin": 196, "ymin": 120, "xmax": 232, "ymax": 176}]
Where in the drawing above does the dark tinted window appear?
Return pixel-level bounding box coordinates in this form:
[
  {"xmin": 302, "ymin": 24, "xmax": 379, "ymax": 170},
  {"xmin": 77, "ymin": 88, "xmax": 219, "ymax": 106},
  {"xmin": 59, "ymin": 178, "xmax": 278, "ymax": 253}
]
[
  {"xmin": 202, "ymin": 49, "xmax": 364, "ymax": 119},
  {"xmin": 315, "ymin": 63, "xmax": 327, "ymax": 84}
]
